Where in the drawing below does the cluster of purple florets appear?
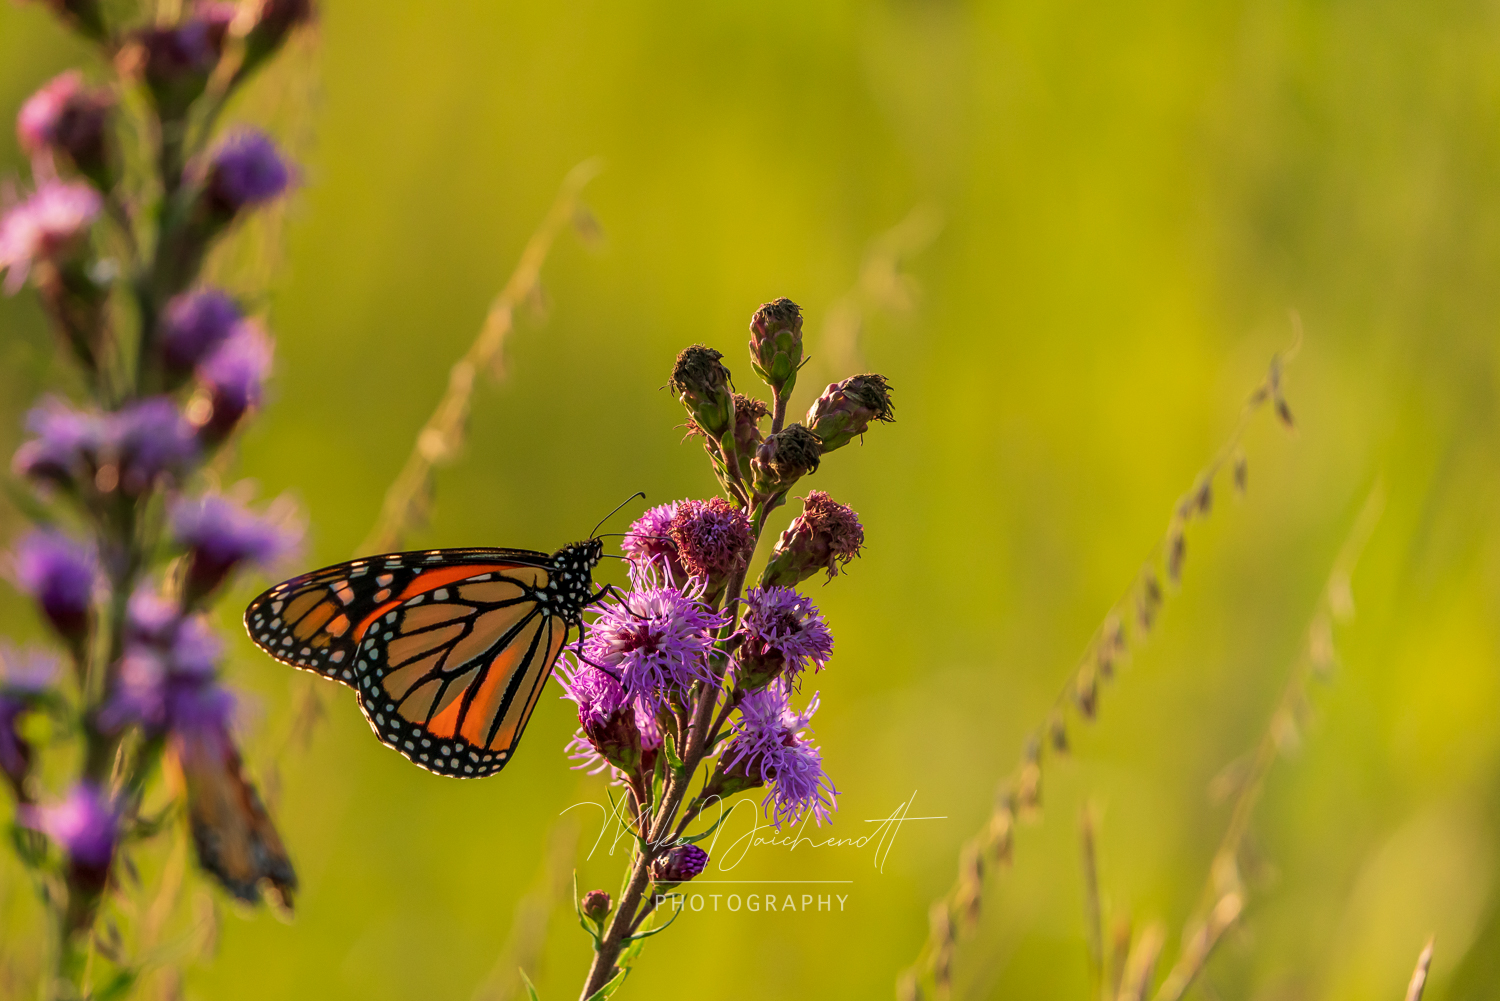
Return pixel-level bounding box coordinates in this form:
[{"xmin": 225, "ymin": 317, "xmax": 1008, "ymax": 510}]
[
  {"xmin": 0, "ymin": 0, "xmax": 312, "ymax": 923},
  {"xmin": 559, "ymin": 500, "xmax": 841, "ymax": 829}
]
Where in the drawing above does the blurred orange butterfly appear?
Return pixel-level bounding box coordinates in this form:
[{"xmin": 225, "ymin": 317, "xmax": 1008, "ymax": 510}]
[{"xmin": 245, "ymin": 540, "xmax": 605, "ymax": 778}]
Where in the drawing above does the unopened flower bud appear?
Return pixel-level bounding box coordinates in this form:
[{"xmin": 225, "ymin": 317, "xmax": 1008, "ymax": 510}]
[
  {"xmin": 17, "ymin": 72, "xmax": 114, "ymax": 186},
  {"xmin": 238, "ymin": 0, "xmax": 316, "ymax": 77},
  {"xmin": 670, "ymin": 345, "xmax": 734, "ymax": 440},
  {"xmin": 805, "ymin": 374, "xmax": 894, "ymax": 453},
  {"xmin": 119, "ymin": 5, "xmax": 236, "ymax": 121},
  {"xmin": 762, "ymin": 490, "xmax": 865, "ymax": 586},
  {"xmin": 748, "ymin": 297, "xmax": 803, "ymax": 400},
  {"xmin": 650, "ymin": 843, "xmax": 708, "ymax": 887},
  {"xmin": 202, "ymin": 130, "xmax": 292, "ymax": 220},
  {"xmin": 581, "ymin": 889, "xmax": 612, "ymax": 923},
  {"xmin": 750, "ymin": 423, "xmax": 822, "ymax": 498},
  {"xmin": 724, "ymin": 393, "xmax": 768, "ymax": 483},
  {"xmin": 32, "ymin": 0, "xmax": 108, "ymax": 41}
]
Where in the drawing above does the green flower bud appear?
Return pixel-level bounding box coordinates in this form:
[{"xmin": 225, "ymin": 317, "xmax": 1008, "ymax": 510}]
[
  {"xmin": 805, "ymin": 374, "xmax": 894, "ymax": 452},
  {"xmin": 581, "ymin": 889, "xmax": 612, "ymax": 923},
  {"xmin": 761, "ymin": 490, "xmax": 865, "ymax": 586},
  {"xmin": 748, "ymin": 297, "xmax": 803, "ymax": 400},
  {"xmin": 670, "ymin": 344, "xmax": 734, "ymax": 440},
  {"xmin": 750, "ymin": 424, "xmax": 822, "ymax": 499}
]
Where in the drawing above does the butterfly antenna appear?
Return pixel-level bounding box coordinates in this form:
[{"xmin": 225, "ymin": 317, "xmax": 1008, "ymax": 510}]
[{"xmin": 590, "ymin": 491, "xmax": 647, "ymax": 540}]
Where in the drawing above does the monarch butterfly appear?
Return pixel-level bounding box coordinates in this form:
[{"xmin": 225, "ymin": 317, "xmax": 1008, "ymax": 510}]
[{"xmin": 244, "ymin": 539, "xmax": 606, "ymax": 778}]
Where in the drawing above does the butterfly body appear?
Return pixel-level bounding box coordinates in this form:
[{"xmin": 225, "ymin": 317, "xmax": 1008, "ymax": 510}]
[{"xmin": 245, "ymin": 540, "xmax": 603, "ymax": 777}]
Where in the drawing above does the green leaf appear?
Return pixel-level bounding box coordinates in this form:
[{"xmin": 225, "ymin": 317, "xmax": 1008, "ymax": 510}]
[
  {"xmin": 680, "ymin": 807, "xmax": 729, "ymax": 846},
  {"xmin": 584, "ymin": 966, "xmax": 630, "ymax": 1001},
  {"xmin": 518, "ymin": 967, "xmax": 541, "ymax": 1001}
]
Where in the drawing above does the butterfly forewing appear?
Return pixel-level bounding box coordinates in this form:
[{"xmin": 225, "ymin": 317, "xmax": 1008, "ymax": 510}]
[{"xmin": 244, "ymin": 542, "xmax": 602, "ymax": 778}]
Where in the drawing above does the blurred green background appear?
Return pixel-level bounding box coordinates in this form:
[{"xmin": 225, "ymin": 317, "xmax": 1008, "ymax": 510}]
[{"xmin": 2, "ymin": 1, "xmax": 1499, "ymax": 999}]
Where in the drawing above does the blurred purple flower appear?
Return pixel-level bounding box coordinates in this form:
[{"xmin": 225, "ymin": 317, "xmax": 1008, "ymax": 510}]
[
  {"xmin": 205, "ymin": 130, "xmax": 291, "ymax": 216},
  {"xmin": 113, "ymin": 396, "xmax": 198, "ymax": 494},
  {"xmin": 102, "ymin": 590, "xmax": 227, "ymax": 734},
  {"xmin": 669, "ymin": 497, "xmax": 752, "ymax": 588},
  {"xmin": 0, "ymin": 180, "xmax": 101, "ymax": 294},
  {"xmin": 650, "ymin": 843, "xmax": 708, "ymax": 885},
  {"xmin": 160, "ymin": 289, "xmax": 241, "ymax": 377},
  {"xmin": 9, "ymin": 530, "xmax": 96, "ymax": 643},
  {"xmin": 196, "ymin": 320, "xmax": 273, "ymax": 437},
  {"xmin": 0, "ymin": 643, "xmax": 59, "ymax": 789},
  {"xmin": 582, "ymin": 587, "xmax": 727, "ymax": 711},
  {"xmin": 11, "ymin": 395, "xmax": 104, "ymax": 487},
  {"xmin": 16, "ymin": 70, "xmax": 111, "ymax": 174},
  {"xmin": 622, "ymin": 502, "xmax": 686, "ymax": 587},
  {"xmin": 736, "ymin": 586, "xmax": 833, "ymax": 691},
  {"xmin": 128, "ymin": 5, "xmax": 235, "ymax": 115},
  {"xmin": 722, "ymin": 687, "xmax": 837, "ymax": 829},
  {"xmin": 20, "ymin": 782, "xmax": 118, "ymax": 875},
  {"xmin": 171, "ymin": 492, "xmax": 300, "ymax": 604}
]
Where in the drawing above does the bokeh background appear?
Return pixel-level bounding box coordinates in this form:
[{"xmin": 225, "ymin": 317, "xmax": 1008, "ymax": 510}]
[{"xmin": 2, "ymin": 1, "xmax": 1499, "ymax": 999}]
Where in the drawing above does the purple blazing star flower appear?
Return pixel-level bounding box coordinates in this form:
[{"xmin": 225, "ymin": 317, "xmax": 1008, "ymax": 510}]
[
  {"xmin": 11, "ymin": 395, "xmax": 104, "ymax": 488},
  {"xmin": 0, "ymin": 180, "xmax": 101, "ymax": 294},
  {"xmin": 558, "ymin": 658, "xmax": 660, "ymax": 778},
  {"xmin": 160, "ymin": 289, "xmax": 241, "ymax": 377},
  {"xmin": 20, "ymin": 783, "xmax": 119, "ymax": 882},
  {"xmin": 735, "ymin": 586, "xmax": 834, "ymax": 691},
  {"xmin": 722, "ymin": 687, "xmax": 837, "ymax": 829},
  {"xmin": 16, "ymin": 70, "xmax": 112, "ymax": 176},
  {"xmin": 171, "ymin": 492, "xmax": 300, "ymax": 604},
  {"xmin": 650, "ymin": 843, "xmax": 708, "ymax": 885},
  {"xmin": 112, "ymin": 396, "xmax": 198, "ymax": 494},
  {"xmin": 669, "ymin": 497, "xmax": 752, "ymax": 589},
  {"xmin": 205, "ymin": 130, "xmax": 291, "ymax": 216},
  {"xmin": 622, "ymin": 502, "xmax": 687, "ymax": 587},
  {"xmin": 581, "ymin": 587, "xmax": 727, "ymax": 711},
  {"xmin": 102, "ymin": 589, "xmax": 226, "ymax": 734},
  {"xmin": 10, "ymin": 530, "xmax": 96, "ymax": 643},
  {"xmin": 0, "ymin": 643, "xmax": 59, "ymax": 789},
  {"xmin": 196, "ymin": 321, "xmax": 273, "ymax": 437}
]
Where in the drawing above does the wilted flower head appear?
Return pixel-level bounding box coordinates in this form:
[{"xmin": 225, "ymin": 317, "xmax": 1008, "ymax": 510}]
[
  {"xmin": 750, "ymin": 423, "xmax": 822, "ymax": 497},
  {"xmin": 721, "ymin": 687, "xmax": 836, "ymax": 828},
  {"xmin": 10, "ymin": 530, "xmax": 96, "ymax": 644},
  {"xmin": 805, "ymin": 374, "xmax": 894, "ymax": 453},
  {"xmin": 160, "ymin": 289, "xmax": 241, "ymax": 378},
  {"xmin": 0, "ymin": 643, "xmax": 59, "ymax": 790},
  {"xmin": 16, "ymin": 70, "xmax": 112, "ymax": 176},
  {"xmin": 195, "ymin": 320, "xmax": 273, "ymax": 437},
  {"xmin": 748, "ymin": 297, "xmax": 803, "ymax": 398},
  {"xmin": 650, "ymin": 843, "xmax": 708, "ymax": 886},
  {"xmin": 172, "ymin": 492, "xmax": 300, "ymax": 605},
  {"xmin": 0, "ymin": 180, "xmax": 101, "ymax": 294},
  {"xmin": 762, "ymin": 490, "xmax": 865, "ymax": 587},
  {"xmin": 622, "ymin": 502, "xmax": 686, "ymax": 587},
  {"xmin": 671, "ymin": 344, "xmax": 734, "ymax": 440},
  {"xmin": 20, "ymin": 783, "xmax": 119, "ymax": 886},
  {"xmin": 204, "ymin": 130, "xmax": 291, "ymax": 217},
  {"xmin": 736, "ymin": 586, "xmax": 833, "ymax": 691},
  {"xmin": 669, "ymin": 497, "xmax": 752, "ymax": 590},
  {"xmin": 582, "ymin": 587, "xmax": 727, "ymax": 711}
]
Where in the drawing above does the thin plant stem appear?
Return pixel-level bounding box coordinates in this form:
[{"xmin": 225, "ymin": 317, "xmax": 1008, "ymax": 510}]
[
  {"xmin": 1151, "ymin": 483, "xmax": 1384, "ymax": 1001},
  {"xmin": 904, "ymin": 329, "xmax": 1303, "ymax": 994},
  {"xmin": 1405, "ymin": 938, "xmax": 1434, "ymax": 1001}
]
